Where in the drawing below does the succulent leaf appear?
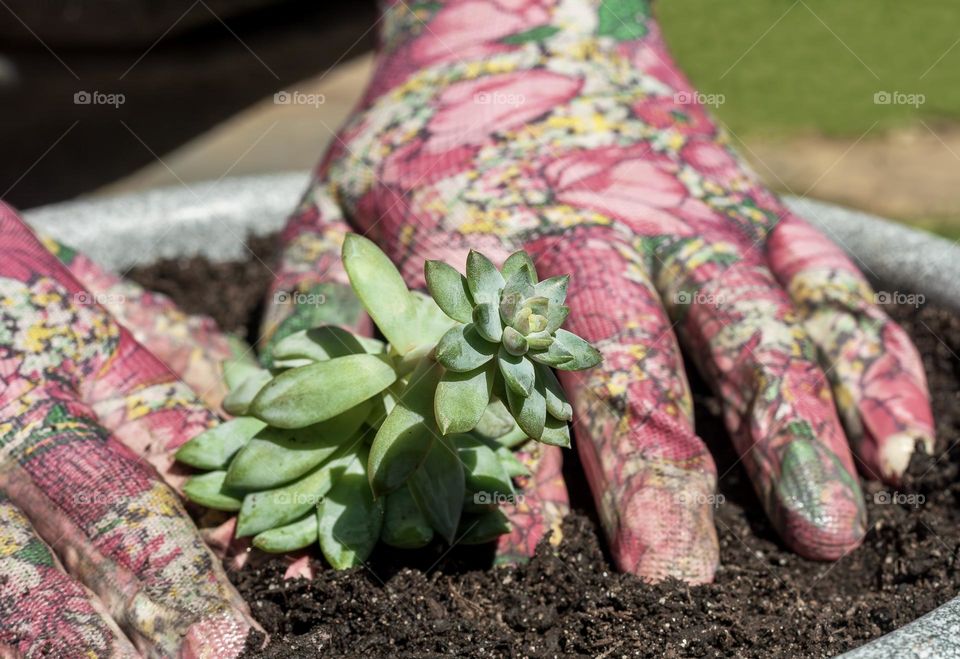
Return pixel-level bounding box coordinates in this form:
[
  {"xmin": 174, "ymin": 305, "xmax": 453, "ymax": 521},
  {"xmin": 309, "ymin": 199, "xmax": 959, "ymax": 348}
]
[
  {"xmin": 222, "ymin": 369, "xmax": 272, "ymax": 416},
  {"xmin": 472, "ymin": 302, "xmax": 503, "ymax": 342},
  {"xmin": 368, "ymin": 359, "xmax": 443, "ymax": 496},
  {"xmin": 223, "ymin": 354, "xmax": 263, "ymax": 392},
  {"xmin": 538, "ymin": 364, "xmax": 574, "ymax": 421},
  {"xmin": 465, "ymin": 250, "xmax": 505, "ymax": 305},
  {"xmin": 272, "ymin": 326, "xmax": 380, "ymax": 362},
  {"xmin": 235, "ymin": 445, "xmax": 356, "ymax": 537},
  {"xmin": 498, "ymin": 347, "xmax": 535, "ymax": 398},
  {"xmin": 342, "ymin": 233, "xmax": 421, "ymax": 355},
  {"xmin": 250, "ymin": 354, "xmax": 396, "ymax": 429},
  {"xmin": 381, "ymin": 486, "xmax": 434, "ymax": 549},
  {"xmin": 506, "ymin": 376, "xmax": 547, "ymax": 439},
  {"xmin": 435, "ymin": 324, "xmax": 497, "ymax": 372},
  {"xmin": 226, "ymin": 401, "xmax": 370, "ymax": 489},
  {"xmin": 548, "ymin": 329, "xmax": 602, "ymax": 371},
  {"xmin": 425, "ymin": 260, "xmax": 474, "ymax": 323},
  {"xmin": 252, "ymin": 513, "xmax": 318, "ymax": 553},
  {"xmin": 435, "ymin": 362, "xmax": 495, "ymax": 435},
  {"xmin": 176, "ymin": 416, "xmax": 266, "ymax": 470},
  {"xmin": 534, "ymin": 275, "xmax": 569, "ymax": 306},
  {"xmin": 459, "ymin": 509, "xmax": 511, "ymax": 545},
  {"xmin": 525, "ymin": 330, "xmax": 554, "ymax": 350},
  {"xmin": 456, "ymin": 434, "xmax": 515, "ymax": 497},
  {"xmin": 408, "ymin": 435, "xmax": 464, "ymax": 544},
  {"xmin": 501, "ymin": 326, "xmax": 528, "ymax": 356},
  {"xmin": 500, "ymin": 268, "xmax": 535, "ymax": 324},
  {"xmin": 539, "ymin": 415, "xmax": 572, "ymax": 448},
  {"xmin": 183, "ymin": 471, "xmax": 245, "ymax": 511},
  {"xmin": 471, "ymin": 399, "xmax": 517, "ymax": 440},
  {"xmin": 501, "ymin": 251, "xmax": 538, "ymax": 284},
  {"xmin": 317, "ymin": 446, "xmax": 384, "ymax": 569}
]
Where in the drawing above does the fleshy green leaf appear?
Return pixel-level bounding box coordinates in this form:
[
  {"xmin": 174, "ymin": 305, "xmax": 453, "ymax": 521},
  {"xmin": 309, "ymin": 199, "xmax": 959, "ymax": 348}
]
[
  {"xmin": 183, "ymin": 471, "xmax": 245, "ymax": 511},
  {"xmin": 501, "ymin": 251, "xmax": 538, "ymax": 284},
  {"xmin": 538, "ymin": 364, "xmax": 573, "ymax": 421},
  {"xmin": 458, "ymin": 509, "xmax": 511, "ymax": 544},
  {"xmin": 540, "ymin": 415, "xmax": 572, "ymax": 448},
  {"xmin": 176, "ymin": 416, "xmax": 265, "ymax": 470},
  {"xmin": 506, "ymin": 376, "xmax": 547, "ymax": 439},
  {"xmin": 493, "ymin": 424, "xmax": 530, "ymax": 449},
  {"xmin": 435, "ymin": 363, "xmax": 494, "ymax": 435},
  {"xmin": 472, "ymin": 399, "xmax": 517, "ymax": 440},
  {"xmin": 342, "ymin": 234, "xmax": 420, "ymax": 355},
  {"xmin": 534, "ymin": 275, "xmax": 569, "ymax": 307},
  {"xmin": 502, "ymin": 326, "xmax": 528, "ymax": 356},
  {"xmin": 223, "ymin": 353, "xmax": 261, "ymax": 392},
  {"xmin": 381, "ymin": 486, "xmax": 434, "ymax": 549},
  {"xmin": 272, "ymin": 326, "xmax": 380, "ymax": 362},
  {"xmin": 435, "ymin": 324, "xmax": 497, "ymax": 372},
  {"xmin": 226, "ymin": 401, "xmax": 370, "ymax": 489},
  {"xmin": 235, "ymin": 445, "xmax": 356, "ymax": 537},
  {"xmin": 545, "ymin": 304, "xmax": 570, "ymax": 334},
  {"xmin": 465, "ymin": 250, "xmax": 505, "ymax": 306},
  {"xmin": 250, "ymin": 354, "xmax": 396, "ymax": 428},
  {"xmin": 222, "ymin": 369, "xmax": 272, "ymax": 416},
  {"xmin": 525, "ymin": 330, "xmax": 554, "ymax": 350},
  {"xmin": 252, "ymin": 513, "xmax": 318, "ymax": 553},
  {"xmin": 548, "ymin": 329, "xmax": 602, "ymax": 371},
  {"xmin": 317, "ymin": 446, "xmax": 384, "ymax": 569},
  {"xmin": 368, "ymin": 359, "xmax": 443, "ymax": 496},
  {"xmin": 528, "ymin": 340, "xmax": 575, "ymax": 369},
  {"xmin": 472, "ymin": 302, "xmax": 503, "ymax": 343},
  {"xmin": 498, "ymin": 348, "xmax": 535, "ymax": 397},
  {"xmin": 499, "ymin": 267, "xmax": 535, "ymax": 324},
  {"xmin": 425, "ymin": 260, "xmax": 474, "ymax": 323},
  {"xmin": 456, "ymin": 434, "xmax": 514, "ymax": 497},
  {"xmin": 472, "ymin": 434, "xmax": 531, "ymax": 478},
  {"xmin": 408, "ymin": 291, "xmax": 459, "ymax": 352},
  {"xmin": 408, "ymin": 435, "xmax": 464, "ymax": 544}
]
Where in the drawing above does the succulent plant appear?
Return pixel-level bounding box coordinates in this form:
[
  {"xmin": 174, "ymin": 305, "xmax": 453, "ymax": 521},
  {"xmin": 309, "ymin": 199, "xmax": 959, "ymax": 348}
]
[
  {"xmin": 427, "ymin": 250, "xmax": 601, "ymax": 444},
  {"xmin": 176, "ymin": 236, "xmax": 601, "ymax": 569}
]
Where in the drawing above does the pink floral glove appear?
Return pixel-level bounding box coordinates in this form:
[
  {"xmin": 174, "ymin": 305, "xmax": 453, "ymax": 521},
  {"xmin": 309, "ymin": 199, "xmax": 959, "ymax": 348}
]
[
  {"xmin": 266, "ymin": 0, "xmax": 935, "ymax": 583},
  {"xmin": 0, "ymin": 205, "xmax": 257, "ymax": 656}
]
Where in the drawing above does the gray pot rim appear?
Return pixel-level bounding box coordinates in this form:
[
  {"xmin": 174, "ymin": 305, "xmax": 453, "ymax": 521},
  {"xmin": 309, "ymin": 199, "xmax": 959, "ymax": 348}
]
[{"xmin": 23, "ymin": 172, "xmax": 960, "ymax": 659}]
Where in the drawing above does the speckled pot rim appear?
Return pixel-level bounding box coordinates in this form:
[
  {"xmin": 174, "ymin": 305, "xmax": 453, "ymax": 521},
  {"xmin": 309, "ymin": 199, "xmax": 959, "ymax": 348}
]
[{"xmin": 24, "ymin": 172, "xmax": 960, "ymax": 659}]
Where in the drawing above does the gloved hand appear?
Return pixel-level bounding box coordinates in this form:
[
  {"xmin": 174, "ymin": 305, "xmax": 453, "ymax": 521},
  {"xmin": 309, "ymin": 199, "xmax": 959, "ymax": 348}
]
[
  {"xmin": 0, "ymin": 205, "xmax": 257, "ymax": 657},
  {"xmin": 263, "ymin": 0, "xmax": 934, "ymax": 582}
]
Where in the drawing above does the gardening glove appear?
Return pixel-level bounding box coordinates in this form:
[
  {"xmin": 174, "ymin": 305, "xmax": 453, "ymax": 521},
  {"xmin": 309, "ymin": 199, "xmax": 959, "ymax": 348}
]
[
  {"xmin": 267, "ymin": 0, "xmax": 935, "ymax": 583},
  {"xmin": 0, "ymin": 205, "xmax": 257, "ymax": 657}
]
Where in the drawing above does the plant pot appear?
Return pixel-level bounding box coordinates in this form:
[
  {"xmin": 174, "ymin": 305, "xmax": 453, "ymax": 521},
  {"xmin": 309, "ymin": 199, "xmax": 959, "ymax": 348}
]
[{"xmin": 24, "ymin": 172, "xmax": 960, "ymax": 658}]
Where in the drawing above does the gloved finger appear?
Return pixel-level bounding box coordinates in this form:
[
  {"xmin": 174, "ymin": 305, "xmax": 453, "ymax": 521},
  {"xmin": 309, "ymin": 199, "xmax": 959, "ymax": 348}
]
[
  {"xmin": 527, "ymin": 227, "xmax": 719, "ymax": 583},
  {"xmin": 766, "ymin": 214, "xmax": 935, "ymax": 483},
  {"xmin": 43, "ymin": 236, "xmax": 235, "ymax": 412},
  {"xmin": 0, "ymin": 491, "xmax": 139, "ymax": 658},
  {"xmin": 494, "ymin": 441, "xmax": 569, "ymax": 564},
  {"xmin": 0, "ymin": 206, "xmax": 258, "ymax": 655},
  {"xmin": 272, "ymin": 179, "xmax": 571, "ymax": 565},
  {"xmin": 655, "ymin": 231, "xmax": 868, "ymax": 561}
]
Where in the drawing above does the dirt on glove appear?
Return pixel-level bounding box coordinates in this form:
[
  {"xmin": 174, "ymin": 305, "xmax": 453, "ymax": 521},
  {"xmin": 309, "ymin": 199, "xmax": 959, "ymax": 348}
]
[{"xmin": 129, "ymin": 241, "xmax": 960, "ymax": 658}]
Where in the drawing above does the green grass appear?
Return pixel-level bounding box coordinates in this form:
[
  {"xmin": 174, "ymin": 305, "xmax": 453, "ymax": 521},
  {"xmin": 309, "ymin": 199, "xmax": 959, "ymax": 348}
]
[{"xmin": 658, "ymin": 0, "xmax": 960, "ymax": 138}]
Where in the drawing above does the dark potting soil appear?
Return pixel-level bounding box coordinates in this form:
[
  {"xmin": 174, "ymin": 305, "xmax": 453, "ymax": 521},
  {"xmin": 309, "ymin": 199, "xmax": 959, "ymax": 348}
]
[{"xmin": 129, "ymin": 240, "xmax": 960, "ymax": 658}]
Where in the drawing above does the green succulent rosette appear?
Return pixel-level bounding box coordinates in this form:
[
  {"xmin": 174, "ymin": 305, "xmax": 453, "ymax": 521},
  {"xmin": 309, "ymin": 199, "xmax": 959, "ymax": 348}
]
[{"xmin": 176, "ymin": 236, "xmax": 601, "ymax": 568}]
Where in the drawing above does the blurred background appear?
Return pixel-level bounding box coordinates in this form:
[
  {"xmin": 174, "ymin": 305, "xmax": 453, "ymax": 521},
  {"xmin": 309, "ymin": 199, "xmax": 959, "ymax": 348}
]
[{"xmin": 1, "ymin": 0, "xmax": 958, "ymax": 236}]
